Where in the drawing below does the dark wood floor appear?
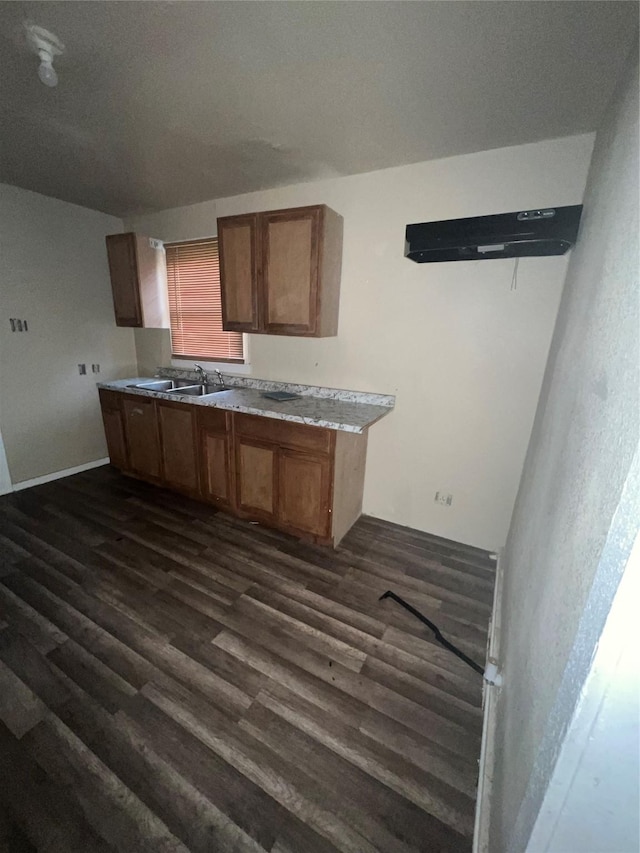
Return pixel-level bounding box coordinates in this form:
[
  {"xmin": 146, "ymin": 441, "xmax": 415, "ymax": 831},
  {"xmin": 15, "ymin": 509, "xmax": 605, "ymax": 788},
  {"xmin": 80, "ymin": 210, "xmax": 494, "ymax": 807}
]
[{"xmin": 0, "ymin": 466, "xmax": 495, "ymax": 853}]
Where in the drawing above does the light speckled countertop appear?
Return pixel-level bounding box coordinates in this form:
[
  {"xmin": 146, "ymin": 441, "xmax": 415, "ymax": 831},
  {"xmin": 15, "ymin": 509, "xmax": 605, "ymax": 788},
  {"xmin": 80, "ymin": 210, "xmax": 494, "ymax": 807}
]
[{"xmin": 98, "ymin": 370, "xmax": 395, "ymax": 434}]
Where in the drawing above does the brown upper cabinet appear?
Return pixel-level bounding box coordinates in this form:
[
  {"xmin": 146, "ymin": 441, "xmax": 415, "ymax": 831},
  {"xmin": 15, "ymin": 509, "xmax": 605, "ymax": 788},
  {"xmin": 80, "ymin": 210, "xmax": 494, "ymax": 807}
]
[
  {"xmin": 105, "ymin": 233, "xmax": 168, "ymax": 328},
  {"xmin": 218, "ymin": 205, "xmax": 343, "ymax": 337}
]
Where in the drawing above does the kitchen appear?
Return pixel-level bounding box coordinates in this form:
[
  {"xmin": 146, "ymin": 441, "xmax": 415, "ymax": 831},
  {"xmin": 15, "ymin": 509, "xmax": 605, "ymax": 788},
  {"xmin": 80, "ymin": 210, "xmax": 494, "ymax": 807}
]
[{"xmin": 0, "ymin": 3, "xmax": 638, "ymax": 852}]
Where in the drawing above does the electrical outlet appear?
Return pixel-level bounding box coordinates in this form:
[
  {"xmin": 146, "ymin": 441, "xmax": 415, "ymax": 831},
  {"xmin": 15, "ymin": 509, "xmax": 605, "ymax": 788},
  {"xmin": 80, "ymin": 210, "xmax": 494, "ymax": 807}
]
[
  {"xmin": 92, "ymin": 364, "xmax": 100, "ymax": 373},
  {"xmin": 435, "ymin": 491, "xmax": 453, "ymax": 506}
]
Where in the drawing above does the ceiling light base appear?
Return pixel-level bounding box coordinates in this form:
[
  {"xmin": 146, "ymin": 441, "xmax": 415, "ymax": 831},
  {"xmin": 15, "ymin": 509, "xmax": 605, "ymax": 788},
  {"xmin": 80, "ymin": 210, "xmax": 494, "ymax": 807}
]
[{"xmin": 24, "ymin": 22, "xmax": 65, "ymax": 88}]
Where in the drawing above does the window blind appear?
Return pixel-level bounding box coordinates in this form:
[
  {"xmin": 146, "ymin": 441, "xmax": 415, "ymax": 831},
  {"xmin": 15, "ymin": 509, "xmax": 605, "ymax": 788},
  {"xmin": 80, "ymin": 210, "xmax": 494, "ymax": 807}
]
[{"xmin": 165, "ymin": 238, "xmax": 244, "ymax": 363}]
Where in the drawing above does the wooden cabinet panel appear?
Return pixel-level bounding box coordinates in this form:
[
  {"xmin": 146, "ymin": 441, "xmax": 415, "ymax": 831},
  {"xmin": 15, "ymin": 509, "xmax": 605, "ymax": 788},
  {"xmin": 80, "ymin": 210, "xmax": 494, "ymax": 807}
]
[
  {"xmin": 157, "ymin": 401, "xmax": 199, "ymax": 493},
  {"xmin": 198, "ymin": 407, "xmax": 228, "ymax": 433},
  {"xmin": 279, "ymin": 451, "xmax": 331, "ymax": 537},
  {"xmin": 218, "ymin": 215, "xmax": 260, "ymax": 332},
  {"xmin": 105, "ymin": 233, "xmax": 167, "ymax": 329},
  {"xmin": 234, "ymin": 413, "xmax": 331, "ymax": 455},
  {"xmin": 218, "ymin": 205, "xmax": 342, "ymax": 338},
  {"xmin": 201, "ymin": 433, "xmax": 230, "ymax": 505},
  {"xmin": 122, "ymin": 396, "xmax": 161, "ymax": 479},
  {"xmin": 106, "ymin": 234, "xmax": 142, "ymax": 327},
  {"xmin": 332, "ymin": 429, "xmax": 368, "ymax": 546},
  {"xmin": 262, "ymin": 209, "xmax": 319, "ymax": 333},
  {"xmin": 101, "ymin": 408, "xmax": 128, "ymax": 470},
  {"xmin": 198, "ymin": 408, "xmax": 231, "ymax": 507},
  {"xmin": 236, "ymin": 440, "xmax": 277, "ymax": 518}
]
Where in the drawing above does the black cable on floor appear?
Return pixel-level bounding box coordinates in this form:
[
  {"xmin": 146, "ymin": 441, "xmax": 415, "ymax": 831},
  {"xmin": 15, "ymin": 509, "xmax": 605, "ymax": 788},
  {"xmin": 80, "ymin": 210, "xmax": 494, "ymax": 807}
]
[{"xmin": 379, "ymin": 590, "xmax": 484, "ymax": 676}]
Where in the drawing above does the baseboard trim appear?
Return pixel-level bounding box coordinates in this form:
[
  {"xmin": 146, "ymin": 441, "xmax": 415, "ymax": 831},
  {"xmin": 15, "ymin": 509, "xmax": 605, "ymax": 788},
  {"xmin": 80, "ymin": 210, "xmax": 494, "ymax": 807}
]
[
  {"xmin": 12, "ymin": 458, "xmax": 110, "ymax": 492},
  {"xmin": 473, "ymin": 546, "xmax": 505, "ymax": 853}
]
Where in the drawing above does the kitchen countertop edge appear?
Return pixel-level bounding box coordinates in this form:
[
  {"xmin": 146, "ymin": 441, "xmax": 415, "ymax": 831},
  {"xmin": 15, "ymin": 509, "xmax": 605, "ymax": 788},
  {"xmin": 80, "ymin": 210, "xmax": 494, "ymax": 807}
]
[{"xmin": 97, "ymin": 378, "xmax": 394, "ymax": 434}]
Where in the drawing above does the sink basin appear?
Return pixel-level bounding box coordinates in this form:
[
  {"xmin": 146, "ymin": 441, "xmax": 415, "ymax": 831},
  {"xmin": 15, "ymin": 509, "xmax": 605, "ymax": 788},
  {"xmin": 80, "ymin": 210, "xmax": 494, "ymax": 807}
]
[
  {"xmin": 131, "ymin": 379, "xmax": 185, "ymax": 391},
  {"xmin": 166, "ymin": 384, "xmax": 228, "ymax": 397},
  {"xmin": 132, "ymin": 379, "xmax": 176, "ymax": 392},
  {"xmin": 132, "ymin": 379, "xmax": 203, "ymax": 392}
]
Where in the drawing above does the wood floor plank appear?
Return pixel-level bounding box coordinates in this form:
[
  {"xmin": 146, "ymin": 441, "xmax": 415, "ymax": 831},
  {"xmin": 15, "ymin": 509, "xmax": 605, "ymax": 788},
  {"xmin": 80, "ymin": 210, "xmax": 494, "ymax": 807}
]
[
  {"xmin": 246, "ymin": 583, "xmax": 484, "ymax": 684},
  {"xmin": 121, "ymin": 692, "xmax": 346, "ymax": 853},
  {"xmin": 241, "ymin": 698, "xmax": 469, "ymax": 852},
  {"xmin": 359, "ymin": 708, "xmax": 480, "ymax": 798},
  {"xmin": 55, "ymin": 687, "xmax": 270, "ymax": 853},
  {"xmin": 354, "ymin": 515, "xmax": 495, "ymax": 567},
  {"xmin": 48, "ymin": 638, "xmax": 139, "ymax": 714},
  {"xmin": 0, "ymin": 627, "xmax": 71, "ymax": 711},
  {"xmin": 344, "ymin": 528, "xmax": 495, "ymax": 600},
  {"xmin": 0, "ymin": 582, "xmax": 67, "ymax": 654},
  {"xmin": 22, "ymin": 715, "xmax": 190, "ymax": 852},
  {"xmin": 0, "ymin": 659, "xmax": 47, "ymax": 738},
  {"xmin": 0, "ymin": 722, "xmax": 115, "ymax": 853},
  {"xmin": 1, "ymin": 572, "xmax": 158, "ymax": 689},
  {"xmin": 256, "ymin": 682, "xmax": 476, "ymax": 838},
  {"xmin": 140, "ymin": 678, "xmax": 383, "ymax": 853},
  {"xmin": 0, "ymin": 467, "xmax": 494, "ymax": 852},
  {"xmin": 235, "ymin": 593, "xmax": 369, "ymax": 673}
]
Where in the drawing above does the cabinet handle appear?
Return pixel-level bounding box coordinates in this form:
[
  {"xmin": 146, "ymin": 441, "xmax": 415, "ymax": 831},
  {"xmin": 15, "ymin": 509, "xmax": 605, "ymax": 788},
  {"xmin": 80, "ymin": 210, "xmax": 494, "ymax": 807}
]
[{"xmin": 130, "ymin": 408, "xmax": 144, "ymax": 416}]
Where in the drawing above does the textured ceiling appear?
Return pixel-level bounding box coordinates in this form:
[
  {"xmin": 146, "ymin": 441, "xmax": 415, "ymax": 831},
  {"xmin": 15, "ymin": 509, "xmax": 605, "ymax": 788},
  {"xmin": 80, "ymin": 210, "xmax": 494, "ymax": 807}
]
[{"xmin": 0, "ymin": 1, "xmax": 637, "ymax": 216}]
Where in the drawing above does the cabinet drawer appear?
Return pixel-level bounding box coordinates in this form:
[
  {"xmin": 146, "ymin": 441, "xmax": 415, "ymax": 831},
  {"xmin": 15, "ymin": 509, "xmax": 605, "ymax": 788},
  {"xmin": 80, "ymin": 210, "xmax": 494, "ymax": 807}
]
[
  {"xmin": 234, "ymin": 413, "xmax": 331, "ymax": 454},
  {"xmin": 197, "ymin": 407, "xmax": 229, "ymax": 433}
]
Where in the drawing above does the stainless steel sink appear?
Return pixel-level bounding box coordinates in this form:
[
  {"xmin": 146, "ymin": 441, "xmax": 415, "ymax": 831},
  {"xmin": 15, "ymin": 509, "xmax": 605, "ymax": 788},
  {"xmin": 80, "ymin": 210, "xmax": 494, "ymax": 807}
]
[
  {"xmin": 132, "ymin": 379, "xmax": 201, "ymax": 392},
  {"xmin": 126, "ymin": 378, "xmax": 228, "ymax": 396},
  {"xmin": 165, "ymin": 384, "xmax": 228, "ymax": 396},
  {"xmin": 131, "ymin": 380, "xmax": 175, "ymax": 392}
]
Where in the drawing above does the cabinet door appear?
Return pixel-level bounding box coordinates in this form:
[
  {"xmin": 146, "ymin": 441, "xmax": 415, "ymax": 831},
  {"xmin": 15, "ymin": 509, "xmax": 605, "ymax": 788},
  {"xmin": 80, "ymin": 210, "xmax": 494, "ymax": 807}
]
[
  {"xmin": 219, "ymin": 214, "xmax": 260, "ymax": 332},
  {"xmin": 157, "ymin": 401, "xmax": 199, "ymax": 493},
  {"xmin": 106, "ymin": 234, "xmax": 142, "ymax": 327},
  {"xmin": 262, "ymin": 207, "xmax": 321, "ymax": 335},
  {"xmin": 198, "ymin": 408, "xmax": 231, "ymax": 507},
  {"xmin": 235, "ymin": 438, "xmax": 277, "ymax": 519},
  {"xmin": 200, "ymin": 431, "xmax": 231, "ymax": 507},
  {"xmin": 122, "ymin": 397, "xmax": 161, "ymax": 479},
  {"xmin": 101, "ymin": 407, "xmax": 128, "ymax": 470},
  {"xmin": 278, "ymin": 450, "xmax": 331, "ymax": 537}
]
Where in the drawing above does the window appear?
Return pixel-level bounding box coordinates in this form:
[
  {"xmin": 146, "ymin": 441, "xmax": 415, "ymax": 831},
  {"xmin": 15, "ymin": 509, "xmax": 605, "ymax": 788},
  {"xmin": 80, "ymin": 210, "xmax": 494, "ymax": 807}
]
[{"xmin": 165, "ymin": 238, "xmax": 244, "ymax": 363}]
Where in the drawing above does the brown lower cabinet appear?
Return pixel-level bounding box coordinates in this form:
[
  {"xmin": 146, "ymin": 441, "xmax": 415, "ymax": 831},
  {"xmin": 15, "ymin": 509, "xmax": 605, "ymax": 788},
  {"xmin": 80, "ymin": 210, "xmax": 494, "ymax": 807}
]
[
  {"xmin": 278, "ymin": 450, "xmax": 332, "ymax": 538},
  {"xmin": 198, "ymin": 408, "xmax": 233, "ymax": 509},
  {"xmin": 235, "ymin": 438, "xmax": 277, "ymax": 520},
  {"xmin": 98, "ymin": 390, "xmax": 129, "ymax": 472},
  {"xmin": 121, "ymin": 395, "xmax": 161, "ymax": 480},
  {"xmin": 99, "ymin": 390, "xmax": 367, "ymax": 546},
  {"xmin": 157, "ymin": 399, "xmax": 199, "ymax": 494}
]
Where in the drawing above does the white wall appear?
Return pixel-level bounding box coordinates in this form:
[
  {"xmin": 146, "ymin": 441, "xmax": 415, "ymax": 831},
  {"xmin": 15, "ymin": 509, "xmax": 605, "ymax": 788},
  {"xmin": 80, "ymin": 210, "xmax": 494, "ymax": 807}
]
[
  {"xmin": 0, "ymin": 184, "xmax": 138, "ymax": 485},
  {"xmin": 128, "ymin": 134, "xmax": 593, "ymax": 550},
  {"xmin": 488, "ymin": 44, "xmax": 639, "ymax": 852}
]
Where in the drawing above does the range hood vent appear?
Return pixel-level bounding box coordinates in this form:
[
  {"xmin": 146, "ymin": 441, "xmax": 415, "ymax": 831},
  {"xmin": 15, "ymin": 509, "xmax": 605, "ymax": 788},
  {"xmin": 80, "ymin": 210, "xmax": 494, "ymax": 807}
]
[{"xmin": 405, "ymin": 205, "xmax": 583, "ymax": 263}]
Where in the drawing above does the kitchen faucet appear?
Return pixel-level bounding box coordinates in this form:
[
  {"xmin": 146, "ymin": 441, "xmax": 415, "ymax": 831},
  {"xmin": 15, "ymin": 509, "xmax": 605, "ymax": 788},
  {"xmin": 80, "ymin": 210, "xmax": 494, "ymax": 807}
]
[
  {"xmin": 193, "ymin": 363, "xmax": 208, "ymax": 384},
  {"xmin": 194, "ymin": 364, "xmax": 225, "ymax": 389}
]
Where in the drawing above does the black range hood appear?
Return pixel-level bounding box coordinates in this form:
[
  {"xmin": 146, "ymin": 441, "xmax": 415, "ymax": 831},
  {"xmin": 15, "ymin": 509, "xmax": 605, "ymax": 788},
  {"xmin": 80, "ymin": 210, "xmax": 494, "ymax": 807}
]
[{"xmin": 405, "ymin": 205, "xmax": 583, "ymax": 263}]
